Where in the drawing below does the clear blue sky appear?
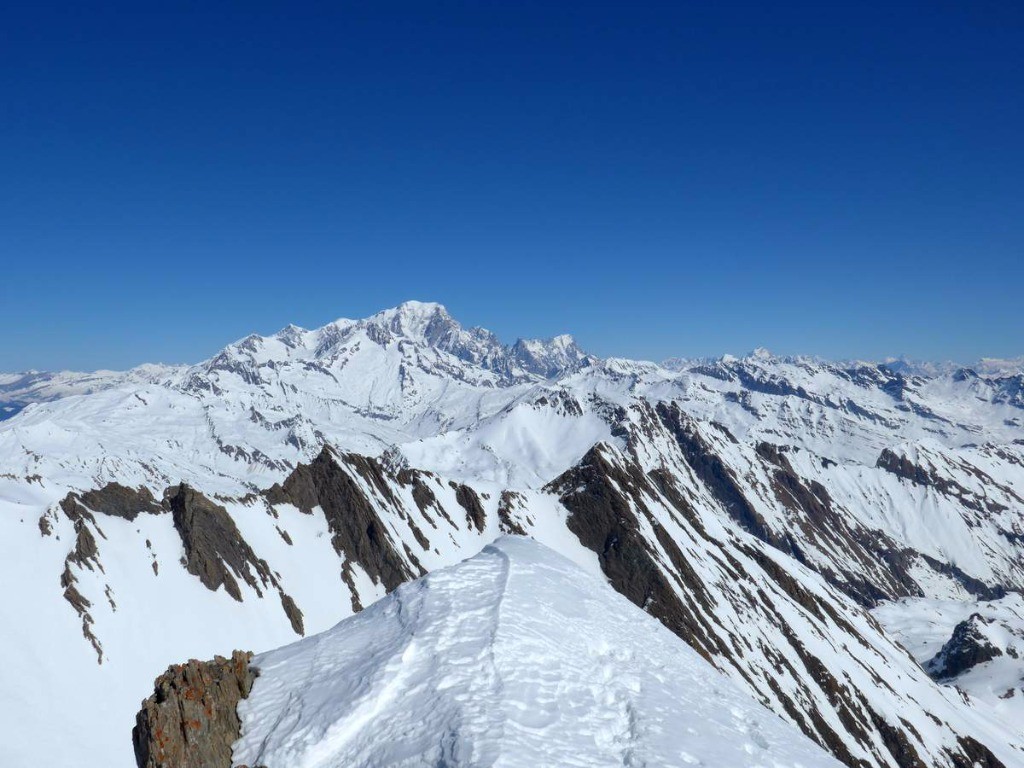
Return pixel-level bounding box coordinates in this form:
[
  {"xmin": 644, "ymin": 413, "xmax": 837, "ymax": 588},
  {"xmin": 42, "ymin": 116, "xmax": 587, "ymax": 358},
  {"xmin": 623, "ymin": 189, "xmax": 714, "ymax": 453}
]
[{"xmin": 2, "ymin": 2, "xmax": 1021, "ymax": 370}]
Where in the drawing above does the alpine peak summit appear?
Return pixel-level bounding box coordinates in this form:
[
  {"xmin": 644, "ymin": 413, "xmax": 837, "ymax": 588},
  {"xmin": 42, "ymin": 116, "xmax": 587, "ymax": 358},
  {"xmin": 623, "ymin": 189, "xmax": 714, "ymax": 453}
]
[{"xmin": 203, "ymin": 300, "xmax": 593, "ymax": 386}]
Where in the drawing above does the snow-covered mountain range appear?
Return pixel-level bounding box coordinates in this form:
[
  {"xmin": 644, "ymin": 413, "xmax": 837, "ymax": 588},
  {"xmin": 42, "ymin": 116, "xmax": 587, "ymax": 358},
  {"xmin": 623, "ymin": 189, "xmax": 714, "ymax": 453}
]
[{"xmin": 2, "ymin": 301, "xmax": 1023, "ymax": 767}]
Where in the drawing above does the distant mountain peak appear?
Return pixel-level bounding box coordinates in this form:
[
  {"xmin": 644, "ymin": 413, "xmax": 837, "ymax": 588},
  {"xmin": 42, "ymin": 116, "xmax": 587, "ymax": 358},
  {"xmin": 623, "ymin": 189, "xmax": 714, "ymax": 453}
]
[
  {"xmin": 369, "ymin": 300, "xmax": 453, "ymax": 332},
  {"xmin": 357, "ymin": 301, "xmax": 464, "ymax": 350},
  {"xmin": 197, "ymin": 302, "xmax": 594, "ymax": 385}
]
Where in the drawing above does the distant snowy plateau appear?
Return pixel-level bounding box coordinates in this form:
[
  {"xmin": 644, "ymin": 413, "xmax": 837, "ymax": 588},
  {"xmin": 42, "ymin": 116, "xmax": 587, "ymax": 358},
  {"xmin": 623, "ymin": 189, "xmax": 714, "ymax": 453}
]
[{"xmin": 1, "ymin": 301, "xmax": 1023, "ymax": 767}]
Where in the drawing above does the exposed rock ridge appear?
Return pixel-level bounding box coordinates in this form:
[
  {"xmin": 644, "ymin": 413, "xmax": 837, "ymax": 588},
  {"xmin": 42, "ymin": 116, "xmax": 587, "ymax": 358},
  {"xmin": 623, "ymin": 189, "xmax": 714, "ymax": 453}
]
[
  {"xmin": 165, "ymin": 484, "xmax": 274, "ymax": 602},
  {"xmin": 649, "ymin": 403, "xmax": 921, "ymax": 607},
  {"xmin": 548, "ymin": 444, "xmax": 720, "ymax": 662},
  {"xmin": 73, "ymin": 482, "xmax": 163, "ymax": 520},
  {"xmin": 927, "ymin": 614, "xmax": 1004, "ymax": 680},
  {"xmin": 752, "ymin": 441, "xmax": 920, "ymax": 606},
  {"xmin": 876, "ymin": 448, "xmax": 1020, "ymax": 515},
  {"xmin": 57, "ymin": 494, "xmax": 106, "ymax": 662},
  {"xmin": 164, "ymin": 484, "xmax": 304, "ymax": 635},
  {"xmin": 132, "ymin": 650, "xmax": 259, "ymax": 768},
  {"xmin": 264, "ymin": 446, "xmax": 421, "ymax": 594}
]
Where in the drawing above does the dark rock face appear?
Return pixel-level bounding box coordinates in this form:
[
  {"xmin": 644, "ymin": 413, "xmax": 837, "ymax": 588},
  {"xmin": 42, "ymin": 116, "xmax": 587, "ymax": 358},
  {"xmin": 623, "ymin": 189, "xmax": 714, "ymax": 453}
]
[
  {"xmin": 164, "ymin": 484, "xmax": 275, "ymax": 603},
  {"xmin": 877, "ymin": 449, "xmax": 968, "ymax": 496},
  {"xmin": 452, "ymin": 482, "xmax": 486, "ymax": 532},
  {"xmin": 497, "ymin": 490, "xmax": 528, "ymax": 535},
  {"xmin": 949, "ymin": 736, "xmax": 1006, "ymax": 768},
  {"xmin": 54, "ymin": 481, "xmax": 305, "ymax": 667},
  {"xmin": 279, "ymin": 593, "xmax": 304, "ymax": 636},
  {"xmin": 133, "ymin": 651, "xmax": 258, "ymax": 768},
  {"xmin": 655, "ymin": 403, "xmax": 779, "ymax": 546},
  {"xmin": 55, "ymin": 483, "xmax": 170, "ymax": 661},
  {"xmin": 407, "ymin": 473, "xmax": 440, "ymax": 515},
  {"xmin": 400, "ymin": 468, "xmax": 459, "ymax": 530},
  {"xmin": 927, "ymin": 614, "xmax": 1004, "ymax": 679},
  {"xmin": 57, "ymin": 495, "xmax": 105, "ymax": 662},
  {"xmin": 753, "ymin": 441, "xmax": 919, "ymax": 607},
  {"xmin": 264, "ymin": 446, "xmax": 419, "ymax": 593},
  {"xmin": 548, "ymin": 445, "xmax": 719, "ymax": 662},
  {"xmin": 655, "ymin": 404, "xmax": 919, "ymax": 608},
  {"xmin": 58, "ymin": 483, "xmax": 163, "ymax": 530},
  {"xmin": 77, "ymin": 483, "xmax": 162, "ymax": 520}
]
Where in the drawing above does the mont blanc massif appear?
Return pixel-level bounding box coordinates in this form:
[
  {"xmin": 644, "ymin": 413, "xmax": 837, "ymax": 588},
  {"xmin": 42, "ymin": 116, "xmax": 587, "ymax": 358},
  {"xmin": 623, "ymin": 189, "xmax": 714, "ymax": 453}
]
[{"xmin": 2, "ymin": 301, "xmax": 1023, "ymax": 768}]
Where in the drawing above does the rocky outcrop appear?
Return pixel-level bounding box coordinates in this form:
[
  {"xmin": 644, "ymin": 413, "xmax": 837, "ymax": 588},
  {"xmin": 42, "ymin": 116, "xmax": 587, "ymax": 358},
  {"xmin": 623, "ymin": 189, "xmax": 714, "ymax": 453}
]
[
  {"xmin": 56, "ymin": 482, "xmax": 163, "ymax": 560},
  {"xmin": 877, "ymin": 448, "xmax": 965, "ymax": 492},
  {"xmin": 264, "ymin": 446, "xmax": 419, "ymax": 593},
  {"xmin": 754, "ymin": 441, "xmax": 920, "ymax": 607},
  {"xmin": 55, "ymin": 480, "xmax": 305, "ymax": 665},
  {"xmin": 548, "ymin": 445, "xmax": 719, "ymax": 662},
  {"xmin": 74, "ymin": 482, "xmax": 162, "ymax": 520},
  {"xmin": 132, "ymin": 651, "xmax": 258, "ymax": 768},
  {"xmin": 56, "ymin": 496, "xmax": 106, "ymax": 662},
  {"xmin": 949, "ymin": 737, "xmax": 1005, "ymax": 768},
  {"xmin": 927, "ymin": 614, "xmax": 1004, "ymax": 679},
  {"xmin": 164, "ymin": 484, "xmax": 275, "ymax": 603},
  {"xmin": 401, "ymin": 469, "xmax": 457, "ymax": 529},
  {"xmin": 452, "ymin": 482, "xmax": 486, "ymax": 532},
  {"xmin": 55, "ymin": 483, "xmax": 165, "ymax": 663},
  {"xmin": 654, "ymin": 403, "xmax": 780, "ymax": 546},
  {"xmin": 497, "ymin": 490, "xmax": 528, "ymax": 535},
  {"xmin": 279, "ymin": 593, "xmax": 304, "ymax": 636}
]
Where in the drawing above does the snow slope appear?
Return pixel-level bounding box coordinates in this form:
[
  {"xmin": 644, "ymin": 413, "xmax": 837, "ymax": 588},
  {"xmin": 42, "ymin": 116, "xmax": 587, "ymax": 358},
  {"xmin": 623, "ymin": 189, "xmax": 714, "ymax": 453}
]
[{"xmin": 233, "ymin": 537, "xmax": 842, "ymax": 768}]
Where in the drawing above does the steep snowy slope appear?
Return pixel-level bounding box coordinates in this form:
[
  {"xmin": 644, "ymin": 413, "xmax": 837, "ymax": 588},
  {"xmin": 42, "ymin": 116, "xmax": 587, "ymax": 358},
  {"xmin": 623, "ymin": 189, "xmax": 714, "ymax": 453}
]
[
  {"xmin": 544, "ymin": 439, "xmax": 1021, "ymax": 767},
  {"xmin": 232, "ymin": 537, "xmax": 842, "ymax": 768},
  {"xmin": 1, "ymin": 301, "xmax": 1022, "ymax": 768}
]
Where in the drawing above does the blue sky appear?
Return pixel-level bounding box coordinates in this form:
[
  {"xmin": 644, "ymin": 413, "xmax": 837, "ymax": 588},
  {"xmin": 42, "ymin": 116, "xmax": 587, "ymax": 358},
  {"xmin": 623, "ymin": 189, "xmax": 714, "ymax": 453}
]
[{"xmin": 2, "ymin": 2, "xmax": 1021, "ymax": 370}]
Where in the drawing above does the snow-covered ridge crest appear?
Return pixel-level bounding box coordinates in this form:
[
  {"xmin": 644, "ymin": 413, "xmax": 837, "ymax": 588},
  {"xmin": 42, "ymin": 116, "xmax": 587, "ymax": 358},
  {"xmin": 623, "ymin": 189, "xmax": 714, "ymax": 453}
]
[{"xmin": 232, "ymin": 536, "xmax": 843, "ymax": 768}]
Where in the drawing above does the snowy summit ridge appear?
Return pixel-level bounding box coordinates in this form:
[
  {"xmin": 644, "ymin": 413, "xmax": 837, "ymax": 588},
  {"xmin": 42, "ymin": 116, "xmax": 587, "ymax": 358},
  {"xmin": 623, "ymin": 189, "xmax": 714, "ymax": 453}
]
[
  {"xmin": 233, "ymin": 536, "xmax": 841, "ymax": 768},
  {"xmin": 206, "ymin": 300, "xmax": 593, "ymax": 385}
]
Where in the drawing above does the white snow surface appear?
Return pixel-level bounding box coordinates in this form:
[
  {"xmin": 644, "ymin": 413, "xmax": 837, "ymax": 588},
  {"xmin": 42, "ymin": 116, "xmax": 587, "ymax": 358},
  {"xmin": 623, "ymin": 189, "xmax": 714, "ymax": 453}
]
[{"xmin": 234, "ymin": 536, "xmax": 840, "ymax": 768}]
